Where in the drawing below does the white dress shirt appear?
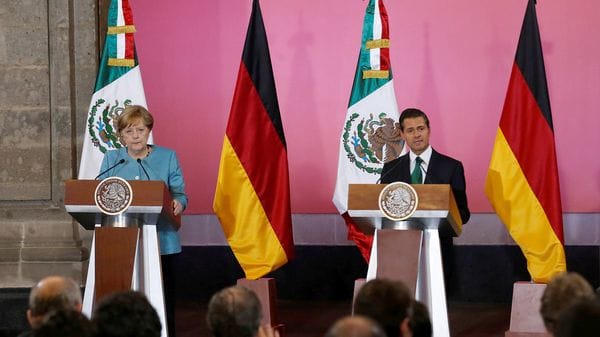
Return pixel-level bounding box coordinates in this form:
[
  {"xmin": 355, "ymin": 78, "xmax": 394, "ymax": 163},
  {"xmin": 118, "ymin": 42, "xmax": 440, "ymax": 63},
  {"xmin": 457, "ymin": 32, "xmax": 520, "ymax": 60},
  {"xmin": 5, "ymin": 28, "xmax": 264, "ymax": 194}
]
[{"xmin": 409, "ymin": 146, "xmax": 432, "ymax": 183}]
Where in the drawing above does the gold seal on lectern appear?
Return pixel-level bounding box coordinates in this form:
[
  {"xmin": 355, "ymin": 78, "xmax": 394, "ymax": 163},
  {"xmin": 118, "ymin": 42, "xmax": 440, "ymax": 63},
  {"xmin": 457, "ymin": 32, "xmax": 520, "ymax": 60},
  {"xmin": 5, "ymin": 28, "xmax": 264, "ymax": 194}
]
[
  {"xmin": 94, "ymin": 177, "xmax": 133, "ymax": 215},
  {"xmin": 378, "ymin": 182, "xmax": 419, "ymax": 221}
]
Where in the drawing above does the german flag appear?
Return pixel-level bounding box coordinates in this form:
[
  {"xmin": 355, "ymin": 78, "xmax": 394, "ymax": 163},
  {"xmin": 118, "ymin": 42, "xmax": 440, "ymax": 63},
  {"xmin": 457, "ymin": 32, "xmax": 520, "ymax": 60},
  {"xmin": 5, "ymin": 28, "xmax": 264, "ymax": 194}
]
[
  {"xmin": 213, "ymin": 0, "xmax": 294, "ymax": 280},
  {"xmin": 485, "ymin": 0, "xmax": 565, "ymax": 283}
]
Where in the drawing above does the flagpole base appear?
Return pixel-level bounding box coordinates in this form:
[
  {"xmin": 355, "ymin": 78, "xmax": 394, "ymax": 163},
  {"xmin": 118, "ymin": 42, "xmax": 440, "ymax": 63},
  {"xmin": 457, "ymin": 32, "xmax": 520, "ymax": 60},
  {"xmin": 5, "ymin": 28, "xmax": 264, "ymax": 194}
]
[
  {"xmin": 237, "ymin": 278, "xmax": 282, "ymax": 332},
  {"xmin": 351, "ymin": 278, "xmax": 366, "ymax": 315},
  {"xmin": 504, "ymin": 282, "xmax": 551, "ymax": 337}
]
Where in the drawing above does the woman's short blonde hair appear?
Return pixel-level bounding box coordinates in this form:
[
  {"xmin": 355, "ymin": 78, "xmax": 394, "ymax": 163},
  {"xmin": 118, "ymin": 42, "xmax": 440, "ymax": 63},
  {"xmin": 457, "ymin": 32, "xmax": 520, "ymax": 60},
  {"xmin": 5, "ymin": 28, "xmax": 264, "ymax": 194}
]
[{"xmin": 116, "ymin": 105, "xmax": 154, "ymax": 133}]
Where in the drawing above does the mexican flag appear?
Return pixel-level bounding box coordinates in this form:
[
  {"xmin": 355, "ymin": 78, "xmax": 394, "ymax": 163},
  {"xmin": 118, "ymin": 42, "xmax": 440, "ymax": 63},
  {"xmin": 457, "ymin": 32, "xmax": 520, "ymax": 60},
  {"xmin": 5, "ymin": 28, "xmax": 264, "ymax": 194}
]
[
  {"xmin": 78, "ymin": 0, "xmax": 150, "ymax": 179},
  {"xmin": 332, "ymin": 0, "xmax": 405, "ymax": 261}
]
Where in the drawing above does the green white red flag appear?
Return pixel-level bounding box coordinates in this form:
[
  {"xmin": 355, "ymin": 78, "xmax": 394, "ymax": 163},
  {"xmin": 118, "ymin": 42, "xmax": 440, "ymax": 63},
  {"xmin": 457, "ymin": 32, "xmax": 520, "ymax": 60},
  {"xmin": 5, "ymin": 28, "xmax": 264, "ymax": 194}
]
[
  {"xmin": 78, "ymin": 0, "xmax": 150, "ymax": 179},
  {"xmin": 332, "ymin": 0, "xmax": 405, "ymax": 261}
]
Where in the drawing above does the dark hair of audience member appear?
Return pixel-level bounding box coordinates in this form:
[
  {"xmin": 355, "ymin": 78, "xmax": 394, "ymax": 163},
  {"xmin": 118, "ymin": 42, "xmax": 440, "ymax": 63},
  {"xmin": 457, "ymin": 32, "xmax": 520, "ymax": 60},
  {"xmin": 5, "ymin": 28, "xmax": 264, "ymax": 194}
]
[
  {"xmin": 540, "ymin": 272, "xmax": 595, "ymax": 334},
  {"xmin": 32, "ymin": 309, "xmax": 94, "ymax": 337},
  {"xmin": 206, "ymin": 286, "xmax": 262, "ymax": 337},
  {"xmin": 325, "ymin": 315, "xmax": 386, "ymax": 337},
  {"xmin": 407, "ymin": 300, "xmax": 432, "ymax": 337},
  {"xmin": 93, "ymin": 291, "xmax": 161, "ymax": 337},
  {"xmin": 554, "ymin": 299, "xmax": 600, "ymax": 337},
  {"xmin": 353, "ymin": 279, "xmax": 412, "ymax": 337}
]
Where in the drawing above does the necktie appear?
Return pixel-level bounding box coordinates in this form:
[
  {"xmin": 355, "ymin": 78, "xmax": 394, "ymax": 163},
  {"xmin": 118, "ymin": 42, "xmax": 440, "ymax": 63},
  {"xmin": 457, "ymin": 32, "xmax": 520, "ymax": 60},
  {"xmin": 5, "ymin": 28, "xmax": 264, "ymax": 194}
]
[{"xmin": 411, "ymin": 157, "xmax": 423, "ymax": 184}]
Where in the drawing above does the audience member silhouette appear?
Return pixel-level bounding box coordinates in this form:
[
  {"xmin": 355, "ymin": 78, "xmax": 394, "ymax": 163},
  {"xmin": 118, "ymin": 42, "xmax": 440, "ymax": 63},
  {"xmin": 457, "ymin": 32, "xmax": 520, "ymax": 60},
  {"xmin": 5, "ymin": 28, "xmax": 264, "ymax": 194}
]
[
  {"xmin": 325, "ymin": 315, "xmax": 386, "ymax": 337},
  {"xmin": 32, "ymin": 309, "xmax": 94, "ymax": 337},
  {"xmin": 353, "ymin": 279, "xmax": 412, "ymax": 337},
  {"xmin": 18, "ymin": 276, "xmax": 82, "ymax": 337},
  {"xmin": 206, "ymin": 285, "xmax": 279, "ymax": 337},
  {"xmin": 92, "ymin": 290, "xmax": 161, "ymax": 337},
  {"xmin": 540, "ymin": 272, "xmax": 595, "ymax": 335},
  {"xmin": 554, "ymin": 298, "xmax": 600, "ymax": 337},
  {"xmin": 405, "ymin": 300, "xmax": 432, "ymax": 337}
]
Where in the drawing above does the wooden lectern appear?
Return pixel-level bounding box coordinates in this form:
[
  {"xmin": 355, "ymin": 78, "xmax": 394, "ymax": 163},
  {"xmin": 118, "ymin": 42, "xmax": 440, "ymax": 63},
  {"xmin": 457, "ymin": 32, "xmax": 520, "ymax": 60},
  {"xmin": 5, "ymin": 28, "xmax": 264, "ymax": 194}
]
[
  {"xmin": 65, "ymin": 179, "xmax": 180, "ymax": 337},
  {"xmin": 348, "ymin": 184, "xmax": 462, "ymax": 337}
]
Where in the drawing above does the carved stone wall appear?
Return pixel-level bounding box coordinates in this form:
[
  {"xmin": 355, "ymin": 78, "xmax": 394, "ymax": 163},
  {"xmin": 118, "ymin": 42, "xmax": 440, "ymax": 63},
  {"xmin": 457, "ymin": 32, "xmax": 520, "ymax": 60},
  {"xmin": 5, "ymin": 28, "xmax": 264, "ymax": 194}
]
[{"xmin": 0, "ymin": 0, "xmax": 98, "ymax": 287}]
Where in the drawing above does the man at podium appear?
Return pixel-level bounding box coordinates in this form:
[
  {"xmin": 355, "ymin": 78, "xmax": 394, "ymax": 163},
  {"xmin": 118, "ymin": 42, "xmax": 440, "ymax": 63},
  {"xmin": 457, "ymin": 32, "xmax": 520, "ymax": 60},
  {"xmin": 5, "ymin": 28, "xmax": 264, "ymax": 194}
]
[
  {"xmin": 97, "ymin": 105, "xmax": 187, "ymax": 337},
  {"xmin": 380, "ymin": 108, "xmax": 470, "ymax": 294}
]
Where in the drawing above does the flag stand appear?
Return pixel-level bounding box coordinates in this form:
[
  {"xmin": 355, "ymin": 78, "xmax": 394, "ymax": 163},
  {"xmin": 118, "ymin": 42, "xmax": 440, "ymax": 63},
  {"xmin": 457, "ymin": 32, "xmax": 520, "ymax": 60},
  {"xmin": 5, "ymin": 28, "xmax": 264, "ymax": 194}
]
[
  {"xmin": 505, "ymin": 282, "xmax": 550, "ymax": 337},
  {"xmin": 351, "ymin": 278, "xmax": 366, "ymax": 314},
  {"xmin": 237, "ymin": 278, "xmax": 283, "ymax": 332}
]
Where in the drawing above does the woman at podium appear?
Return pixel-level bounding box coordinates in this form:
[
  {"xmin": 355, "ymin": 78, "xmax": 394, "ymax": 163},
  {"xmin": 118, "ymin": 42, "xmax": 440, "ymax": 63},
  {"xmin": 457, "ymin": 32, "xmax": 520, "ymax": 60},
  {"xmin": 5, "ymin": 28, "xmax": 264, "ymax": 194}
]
[{"xmin": 98, "ymin": 104, "xmax": 187, "ymax": 337}]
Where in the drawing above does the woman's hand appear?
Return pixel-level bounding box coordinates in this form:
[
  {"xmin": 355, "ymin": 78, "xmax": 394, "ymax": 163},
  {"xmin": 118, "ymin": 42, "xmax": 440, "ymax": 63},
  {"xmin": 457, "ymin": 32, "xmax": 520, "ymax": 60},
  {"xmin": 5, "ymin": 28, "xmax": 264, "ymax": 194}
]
[{"xmin": 172, "ymin": 199, "xmax": 183, "ymax": 216}]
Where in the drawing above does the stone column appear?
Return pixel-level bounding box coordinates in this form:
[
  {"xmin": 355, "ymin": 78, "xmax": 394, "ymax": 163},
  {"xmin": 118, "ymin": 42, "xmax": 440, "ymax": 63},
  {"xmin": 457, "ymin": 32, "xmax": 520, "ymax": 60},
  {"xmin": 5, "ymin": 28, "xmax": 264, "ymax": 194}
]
[{"xmin": 0, "ymin": 0, "xmax": 98, "ymax": 287}]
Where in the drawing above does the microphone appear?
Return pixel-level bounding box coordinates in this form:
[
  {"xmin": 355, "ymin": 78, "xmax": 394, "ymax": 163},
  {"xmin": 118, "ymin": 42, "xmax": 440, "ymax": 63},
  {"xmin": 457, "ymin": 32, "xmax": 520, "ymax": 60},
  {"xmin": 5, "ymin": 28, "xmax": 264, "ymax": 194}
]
[
  {"xmin": 137, "ymin": 158, "xmax": 150, "ymax": 180},
  {"xmin": 95, "ymin": 159, "xmax": 125, "ymax": 180},
  {"xmin": 376, "ymin": 158, "xmax": 404, "ymax": 184},
  {"xmin": 418, "ymin": 161, "xmax": 428, "ymax": 184},
  {"xmin": 420, "ymin": 161, "xmax": 440, "ymax": 184}
]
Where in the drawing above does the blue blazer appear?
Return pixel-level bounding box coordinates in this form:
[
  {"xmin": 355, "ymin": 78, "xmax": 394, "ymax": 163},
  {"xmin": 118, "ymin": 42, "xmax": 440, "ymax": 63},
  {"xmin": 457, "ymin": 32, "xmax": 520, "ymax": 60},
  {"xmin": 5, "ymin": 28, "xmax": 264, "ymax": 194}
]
[{"xmin": 98, "ymin": 145, "xmax": 188, "ymax": 254}]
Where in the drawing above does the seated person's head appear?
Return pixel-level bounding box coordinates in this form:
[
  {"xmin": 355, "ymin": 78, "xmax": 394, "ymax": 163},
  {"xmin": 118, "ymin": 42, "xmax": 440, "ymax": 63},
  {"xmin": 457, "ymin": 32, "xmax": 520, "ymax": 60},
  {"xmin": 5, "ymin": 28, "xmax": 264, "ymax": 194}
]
[
  {"xmin": 27, "ymin": 276, "xmax": 82, "ymax": 328},
  {"xmin": 405, "ymin": 300, "xmax": 431, "ymax": 337},
  {"xmin": 326, "ymin": 315, "xmax": 386, "ymax": 337},
  {"xmin": 555, "ymin": 299, "xmax": 600, "ymax": 337},
  {"xmin": 93, "ymin": 290, "xmax": 161, "ymax": 337},
  {"xmin": 353, "ymin": 279, "xmax": 412, "ymax": 337},
  {"xmin": 540, "ymin": 272, "xmax": 595, "ymax": 334},
  {"xmin": 32, "ymin": 309, "xmax": 94, "ymax": 337},
  {"xmin": 207, "ymin": 286, "xmax": 262, "ymax": 337}
]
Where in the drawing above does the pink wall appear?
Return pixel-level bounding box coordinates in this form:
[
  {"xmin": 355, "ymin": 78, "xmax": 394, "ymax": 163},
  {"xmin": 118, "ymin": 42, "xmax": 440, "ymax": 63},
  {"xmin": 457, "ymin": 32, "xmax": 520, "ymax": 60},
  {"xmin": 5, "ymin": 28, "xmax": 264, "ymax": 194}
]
[{"xmin": 130, "ymin": 0, "xmax": 600, "ymax": 214}]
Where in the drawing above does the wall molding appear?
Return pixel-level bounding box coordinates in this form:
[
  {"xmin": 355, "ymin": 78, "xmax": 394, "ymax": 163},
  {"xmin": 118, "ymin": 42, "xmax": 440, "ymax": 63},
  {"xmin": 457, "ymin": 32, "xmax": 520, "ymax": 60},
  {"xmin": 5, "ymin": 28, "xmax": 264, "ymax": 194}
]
[{"xmin": 179, "ymin": 213, "xmax": 600, "ymax": 246}]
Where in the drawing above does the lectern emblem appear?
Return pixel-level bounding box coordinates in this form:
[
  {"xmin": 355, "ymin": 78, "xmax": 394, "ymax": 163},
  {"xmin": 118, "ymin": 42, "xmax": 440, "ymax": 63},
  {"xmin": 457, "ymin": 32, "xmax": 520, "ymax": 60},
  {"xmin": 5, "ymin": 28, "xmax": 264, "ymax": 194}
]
[
  {"xmin": 378, "ymin": 182, "xmax": 419, "ymax": 221},
  {"xmin": 94, "ymin": 177, "xmax": 133, "ymax": 215}
]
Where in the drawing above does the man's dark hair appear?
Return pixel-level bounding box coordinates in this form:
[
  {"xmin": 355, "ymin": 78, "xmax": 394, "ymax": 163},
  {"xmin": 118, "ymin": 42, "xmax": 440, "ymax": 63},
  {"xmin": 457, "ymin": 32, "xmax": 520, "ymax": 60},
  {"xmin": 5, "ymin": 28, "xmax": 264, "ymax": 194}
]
[
  {"xmin": 353, "ymin": 279, "xmax": 412, "ymax": 337},
  {"xmin": 206, "ymin": 286, "xmax": 262, "ymax": 337},
  {"xmin": 555, "ymin": 299, "xmax": 600, "ymax": 337},
  {"xmin": 540, "ymin": 272, "xmax": 595, "ymax": 334},
  {"xmin": 93, "ymin": 291, "xmax": 161, "ymax": 337},
  {"xmin": 33, "ymin": 310, "xmax": 94, "ymax": 337},
  {"xmin": 408, "ymin": 300, "xmax": 432, "ymax": 337},
  {"xmin": 399, "ymin": 108, "xmax": 429, "ymax": 131}
]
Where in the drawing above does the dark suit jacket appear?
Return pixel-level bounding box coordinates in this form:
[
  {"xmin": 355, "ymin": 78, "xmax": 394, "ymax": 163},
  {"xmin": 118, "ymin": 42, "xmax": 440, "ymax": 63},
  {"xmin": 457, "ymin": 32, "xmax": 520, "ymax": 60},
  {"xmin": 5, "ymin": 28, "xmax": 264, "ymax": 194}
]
[{"xmin": 380, "ymin": 148, "xmax": 470, "ymax": 224}]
